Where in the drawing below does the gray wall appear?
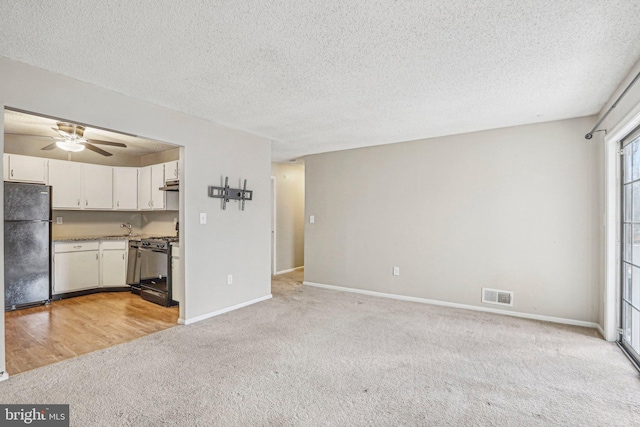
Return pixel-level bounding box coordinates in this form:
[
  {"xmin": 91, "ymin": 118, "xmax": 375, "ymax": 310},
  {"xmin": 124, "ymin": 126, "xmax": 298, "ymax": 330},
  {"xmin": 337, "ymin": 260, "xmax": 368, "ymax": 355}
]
[
  {"xmin": 305, "ymin": 116, "xmax": 601, "ymax": 323},
  {"xmin": 271, "ymin": 162, "xmax": 305, "ymax": 272},
  {"xmin": 0, "ymin": 57, "xmax": 272, "ymax": 374}
]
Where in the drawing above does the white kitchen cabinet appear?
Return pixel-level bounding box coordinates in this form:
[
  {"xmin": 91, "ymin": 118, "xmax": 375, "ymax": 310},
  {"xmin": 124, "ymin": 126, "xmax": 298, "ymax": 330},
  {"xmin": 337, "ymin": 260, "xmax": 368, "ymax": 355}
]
[
  {"xmin": 48, "ymin": 159, "xmax": 83, "ymax": 209},
  {"xmin": 83, "ymin": 164, "xmax": 113, "ymax": 209},
  {"xmin": 7, "ymin": 154, "xmax": 47, "ymax": 184},
  {"xmin": 151, "ymin": 163, "xmax": 165, "ymax": 210},
  {"xmin": 113, "ymin": 167, "xmax": 138, "ymax": 210},
  {"xmin": 138, "ymin": 166, "xmax": 152, "ymax": 209},
  {"xmin": 163, "ymin": 161, "xmax": 179, "ymax": 182},
  {"xmin": 101, "ymin": 241, "xmax": 127, "ymax": 287},
  {"xmin": 53, "ymin": 242, "xmax": 100, "ymax": 294},
  {"xmin": 139, "ymin": 164, "xmax": 176, "ymax": 210}
]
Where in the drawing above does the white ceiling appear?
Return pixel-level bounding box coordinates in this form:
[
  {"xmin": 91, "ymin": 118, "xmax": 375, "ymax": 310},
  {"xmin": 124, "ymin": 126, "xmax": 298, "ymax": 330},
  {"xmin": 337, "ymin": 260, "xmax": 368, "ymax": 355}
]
[
  {"xmin": 1, "ymin": 1, "xmax": 640, "ymax": 161},
  {"xmin": 4, "ymin": 110, "xmax": 176, "ymax": 156}
]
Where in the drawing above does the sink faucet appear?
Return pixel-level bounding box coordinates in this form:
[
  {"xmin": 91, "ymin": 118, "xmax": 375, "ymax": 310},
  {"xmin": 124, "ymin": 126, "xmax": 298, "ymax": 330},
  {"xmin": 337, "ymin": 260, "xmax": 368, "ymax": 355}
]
[{"xmin": 120, "ymin": 223, "xmax": 133, "ymax": 236}]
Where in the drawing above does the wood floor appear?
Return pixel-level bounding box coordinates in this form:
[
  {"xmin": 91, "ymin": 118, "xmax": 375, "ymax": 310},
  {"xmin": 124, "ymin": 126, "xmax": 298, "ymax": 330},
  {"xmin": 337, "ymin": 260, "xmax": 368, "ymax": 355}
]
[{"xmin": 5, "ymin": 292, "xmax": 179, "ymax": 375}]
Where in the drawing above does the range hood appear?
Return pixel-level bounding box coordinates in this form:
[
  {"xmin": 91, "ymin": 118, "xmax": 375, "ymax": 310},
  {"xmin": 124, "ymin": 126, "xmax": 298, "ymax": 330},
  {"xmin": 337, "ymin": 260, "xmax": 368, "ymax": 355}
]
[{"xmin": 159, "ymin": 179, "xmax": 179, "ymax": 192}]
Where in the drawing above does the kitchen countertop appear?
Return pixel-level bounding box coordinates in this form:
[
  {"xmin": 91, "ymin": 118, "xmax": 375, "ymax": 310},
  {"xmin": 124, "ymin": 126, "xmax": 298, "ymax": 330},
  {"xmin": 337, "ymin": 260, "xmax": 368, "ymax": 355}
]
[
  {"xmin": 53, "ymin": 235, "xmax": 135, "ymax": 242},
  {"xmin": 53, "ymin": 234, "xmax": 180, "ymax": 242}
]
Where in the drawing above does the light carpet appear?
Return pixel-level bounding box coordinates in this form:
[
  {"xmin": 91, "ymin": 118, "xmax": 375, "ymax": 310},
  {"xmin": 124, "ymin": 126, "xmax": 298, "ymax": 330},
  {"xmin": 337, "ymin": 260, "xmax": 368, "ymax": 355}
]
[{"xmin": 1, "ymin": 269, "xmax": 639, "ymax": 426}]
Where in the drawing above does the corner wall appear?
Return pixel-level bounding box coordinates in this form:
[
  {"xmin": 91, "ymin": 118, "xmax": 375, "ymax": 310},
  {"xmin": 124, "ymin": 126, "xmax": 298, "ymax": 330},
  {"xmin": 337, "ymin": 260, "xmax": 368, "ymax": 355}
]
[
  {"xmin": 305, "ymin": 116, "xmax": 601, "ymax": 323},
  {"xmin": 0, "ymin": 57, "xmax": 272, "ymax": 375},
  {"xmin": 595, "ymin": 58, "xmax": 640, "ymax": 338},
  {"xmin": 271, "ymin": 162, "xmax": 305, "ymax": 273}
]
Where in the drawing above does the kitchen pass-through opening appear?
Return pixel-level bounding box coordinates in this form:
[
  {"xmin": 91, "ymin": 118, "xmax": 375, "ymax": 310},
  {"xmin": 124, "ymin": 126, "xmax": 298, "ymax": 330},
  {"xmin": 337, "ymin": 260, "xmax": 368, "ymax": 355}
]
[{"xmin": 2, "ymin": 107, "xmax": 185, "ymax": 375}]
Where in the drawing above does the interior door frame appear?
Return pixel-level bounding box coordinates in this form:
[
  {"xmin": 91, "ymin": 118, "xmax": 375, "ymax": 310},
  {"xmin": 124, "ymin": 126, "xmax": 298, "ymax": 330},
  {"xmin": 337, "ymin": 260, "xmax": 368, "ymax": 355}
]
[{"xmin": 271, "ymin": 176, "xmax": 276, "ymax": 275}]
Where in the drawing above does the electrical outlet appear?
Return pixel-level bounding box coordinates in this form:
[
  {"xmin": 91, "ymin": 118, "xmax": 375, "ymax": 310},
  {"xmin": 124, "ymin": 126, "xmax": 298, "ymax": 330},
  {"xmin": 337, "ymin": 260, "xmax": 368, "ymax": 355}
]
[
  {"xmin": 56, "ymin": 217, "xmax": 63, "ymax": 224},
  {"xmin": 309, "ymin": 215, "xmax": 315, "ymax": 224},
  {"xmin": 393, "ymin": 266, "xmax": 400, "ymax": 276},
  {"xmin": 200, "ymin": 213, "xmax": 207, "ymax": 224},
  {"xmin": 227, "ymin": 274, "xmax": 233, "ymax": 285}
]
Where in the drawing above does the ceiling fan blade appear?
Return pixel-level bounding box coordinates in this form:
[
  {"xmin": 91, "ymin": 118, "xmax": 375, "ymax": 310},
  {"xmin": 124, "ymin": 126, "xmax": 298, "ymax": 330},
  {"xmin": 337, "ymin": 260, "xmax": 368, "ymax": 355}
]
[
  {"xmin": 41, "ymin": 142, "xmax": 58, "ymax": 151},
  {"xmin": 86, "ymin": 138, "xmax": 127, "ymax": 148},
  {"xmin": 83, "ymin": 143, "xmax": 113, "ymax": 156}
]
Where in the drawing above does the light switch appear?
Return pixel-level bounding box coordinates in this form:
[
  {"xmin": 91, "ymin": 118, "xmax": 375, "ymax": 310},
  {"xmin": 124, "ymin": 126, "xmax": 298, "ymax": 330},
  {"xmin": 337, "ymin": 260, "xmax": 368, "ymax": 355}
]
[
  {"xmin": 199, "ymin": 213, "xmax": 207, "ymax": 224},
  {"xmin": 309, "ymin": 215, "xmax": 315, "ymax": 224},
  {"xmin": 393, "ymin": 266, "xmax": 400, "ymax": 276}
]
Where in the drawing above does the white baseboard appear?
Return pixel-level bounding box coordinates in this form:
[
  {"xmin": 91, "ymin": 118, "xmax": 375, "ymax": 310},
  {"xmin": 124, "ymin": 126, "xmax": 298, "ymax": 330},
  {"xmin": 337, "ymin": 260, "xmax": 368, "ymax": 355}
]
[
  {"xmin": 274, "ymin": 266, "xmax": 304, "ymax": 276},
  {"xmin": 303, "ymin": 281, "xmax": 600, "ymax": 330},
  {"xmin": 0, "ymin": 372, "xmax": 9, "ymax": 382},
  {"xmin": 182, "ymin": 294, "xmax": 272, "ymax": 325}
]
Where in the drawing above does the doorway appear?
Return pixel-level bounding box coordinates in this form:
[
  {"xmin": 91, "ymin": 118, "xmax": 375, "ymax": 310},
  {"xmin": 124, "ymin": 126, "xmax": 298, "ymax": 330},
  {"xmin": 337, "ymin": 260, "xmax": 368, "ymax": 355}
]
[
  {"xmin": 620, "ymin": 127, "xmax": 640, "ymax": 368},
  {"xmin": 270, "ymin": 162, "xmax": 305, "ymax": 277}
]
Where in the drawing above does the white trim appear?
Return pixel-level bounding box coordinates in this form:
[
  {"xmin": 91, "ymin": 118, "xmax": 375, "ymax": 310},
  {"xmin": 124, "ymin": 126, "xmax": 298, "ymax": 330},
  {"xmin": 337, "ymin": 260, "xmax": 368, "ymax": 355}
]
[
  {"xmin": 596, "ymin": 323, "xmax": 606, "ymax": 339},
  {"xmin": 182, "ymin": 294, "xmax": 272, "ymax": 325},
  {"xmin": 303, "ymin": 281, "xmax": 600, "ymax": 330},
  {"xmin": 271, "ymin": 176, "xmax": 277, "ymax": 275},
  {"xmin": 177, "ymin": 318, "xmax": 185, "ymax": 325},
  {"xmin": 603, "ymin": 107, "xmax": 640, "ymax": 341},
  {"xmin": 274, "ymin": 266, "xmax": 304, "ymax": 275},
  {"xmin": 0, "ymin": 372, "xmax": 9, "ymax": 382}
]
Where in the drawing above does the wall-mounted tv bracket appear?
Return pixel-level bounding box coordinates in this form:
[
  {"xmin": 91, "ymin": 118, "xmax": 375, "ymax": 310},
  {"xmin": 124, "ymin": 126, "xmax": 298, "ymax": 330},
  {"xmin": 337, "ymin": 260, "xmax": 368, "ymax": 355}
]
[{"xmin": 208, "ymin": 177, "xmax": 253, "ymax": 210}]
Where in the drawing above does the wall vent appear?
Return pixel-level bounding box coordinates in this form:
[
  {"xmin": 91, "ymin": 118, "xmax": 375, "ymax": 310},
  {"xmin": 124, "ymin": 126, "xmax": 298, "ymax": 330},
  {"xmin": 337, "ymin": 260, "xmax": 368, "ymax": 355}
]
[{"xmin": 482, "ymin": 288, "xmax": 513, "ymax": 307}]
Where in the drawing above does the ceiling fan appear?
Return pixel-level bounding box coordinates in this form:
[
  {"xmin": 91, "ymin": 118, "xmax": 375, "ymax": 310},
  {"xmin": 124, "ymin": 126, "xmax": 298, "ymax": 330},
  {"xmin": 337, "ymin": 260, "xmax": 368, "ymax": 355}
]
[{"xmin": 6, "ymin": 122, "xmax": 127, "ymax": 156}]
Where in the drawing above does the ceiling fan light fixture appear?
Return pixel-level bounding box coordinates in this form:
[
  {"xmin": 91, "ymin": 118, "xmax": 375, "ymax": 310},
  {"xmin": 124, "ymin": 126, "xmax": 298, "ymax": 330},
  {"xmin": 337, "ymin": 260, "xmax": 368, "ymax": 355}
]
[{"xmin": 55, "ymin": 139, "xmax": 85, "ymax": 152}]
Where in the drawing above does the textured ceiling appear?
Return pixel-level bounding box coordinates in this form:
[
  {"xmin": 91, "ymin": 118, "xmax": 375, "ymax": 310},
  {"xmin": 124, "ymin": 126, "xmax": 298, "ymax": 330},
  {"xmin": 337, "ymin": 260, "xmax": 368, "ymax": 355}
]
[{"xmin": 1, "ymin": 1, "xmax": 640, "ymax": 161}]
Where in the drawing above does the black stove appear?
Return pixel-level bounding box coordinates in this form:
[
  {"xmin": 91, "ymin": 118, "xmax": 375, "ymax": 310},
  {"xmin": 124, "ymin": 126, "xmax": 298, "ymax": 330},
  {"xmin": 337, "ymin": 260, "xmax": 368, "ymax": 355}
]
[{"xmin": 128, "ymin": 236, "xmax": 178, "ymax": 307}]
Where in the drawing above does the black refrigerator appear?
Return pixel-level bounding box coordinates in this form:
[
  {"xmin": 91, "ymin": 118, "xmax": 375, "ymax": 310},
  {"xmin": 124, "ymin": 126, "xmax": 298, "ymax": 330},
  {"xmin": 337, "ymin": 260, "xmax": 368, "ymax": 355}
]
[{"xmin": 4, "ymin": 182, "xmax": 52, "ymax": 310}]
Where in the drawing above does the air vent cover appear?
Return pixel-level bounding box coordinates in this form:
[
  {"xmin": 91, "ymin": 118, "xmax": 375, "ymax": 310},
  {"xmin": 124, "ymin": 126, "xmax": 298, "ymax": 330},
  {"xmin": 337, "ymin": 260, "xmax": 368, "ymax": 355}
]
[{"xmin": 482, "ymin": 288, "xmax": 513, "ymax": 306}]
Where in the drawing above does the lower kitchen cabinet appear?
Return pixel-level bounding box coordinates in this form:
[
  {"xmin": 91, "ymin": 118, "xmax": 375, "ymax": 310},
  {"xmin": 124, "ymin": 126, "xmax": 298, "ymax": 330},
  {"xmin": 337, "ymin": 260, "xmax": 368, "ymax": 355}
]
[
  {"xmin": 53, "ymin": 242, "xmax": 100, "ymax": 294},
  {"xmin": 53, "ymin": 240, "xmax": 128, "ymax": 295},
  {"xmin": 101, "ymin": 241, "xmax": 127, "ymax": 287}
]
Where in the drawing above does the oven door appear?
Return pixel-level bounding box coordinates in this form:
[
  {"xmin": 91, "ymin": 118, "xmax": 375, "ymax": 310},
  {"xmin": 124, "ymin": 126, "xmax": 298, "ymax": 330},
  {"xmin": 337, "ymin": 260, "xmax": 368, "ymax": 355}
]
[
  {"xmin": 139, "ymin": 246, "xmax": 171, "ymax": 306},
  {"xmin": 139, "ymin": 247, "xmax": 168, "ymax": 281}
]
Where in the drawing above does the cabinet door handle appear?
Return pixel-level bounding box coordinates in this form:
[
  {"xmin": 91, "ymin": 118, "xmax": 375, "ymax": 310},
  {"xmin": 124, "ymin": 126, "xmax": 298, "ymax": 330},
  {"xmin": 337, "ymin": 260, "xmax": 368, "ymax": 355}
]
[
  {"xmin": 86, "ymin": 200, "xmax": 88, "ymax": 206},
  {"xmin": 96, "ymin": 254, "xmax": 98, "ymax": 260},
  {"xmin": 122, "ymin": 253, "xmax": 125, "ymax": 260},
  {"xmin": 73, "ymin": 245, "xmax": 82, "ymax": 249},
  {"xmin": 117, "ymin": 201, "xmax": 120, "ymax": 207},
  {"xmin": 10, "ymin": 169, "xmax": 13, "ymax": 177},
  {"xmin": 77, "ymin": 199, "xmax": 80, "ymax": 206}
]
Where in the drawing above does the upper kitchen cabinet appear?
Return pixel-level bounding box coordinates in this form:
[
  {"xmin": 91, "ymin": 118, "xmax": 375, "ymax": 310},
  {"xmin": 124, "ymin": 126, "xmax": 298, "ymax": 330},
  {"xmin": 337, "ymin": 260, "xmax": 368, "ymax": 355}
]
[
  {"xmin": 151, "ymin": 163, "xmax": 165, "ymax": 210},
  {"xmin": 113, "ymin": 167, "xmax": 138, "ymax": 210},
  {"xmin": 138, "ymin": 165, "xmax": 152, "ymax": 210},
  {"xmin": 48, "ymin": 161, "xmax": 113, "ymax": 210},
  {"xmin": 5, "ymin": 154, "xmax": 47, "ymax": 184},
  {"xmin": 139, "ymin": 164, "xmax": 177, "ymax": 210},
  {"xmin": 163, "ymin": 161, "xmax": 179, "ymax": 182},
  {"xmin": 48, "ymin": 160, "xmax": 83, "ymax": 208},
  {"xmin": 83, "ymin": 164, "xmax": 113, "ymax": 209}
]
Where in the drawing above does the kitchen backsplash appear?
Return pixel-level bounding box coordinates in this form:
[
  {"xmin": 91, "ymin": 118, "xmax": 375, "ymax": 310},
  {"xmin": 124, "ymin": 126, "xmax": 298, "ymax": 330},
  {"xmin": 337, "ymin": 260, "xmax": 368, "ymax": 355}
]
[{"xmin": 52, "ymin": 210, "xmax": 178, "ymax": 239}]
